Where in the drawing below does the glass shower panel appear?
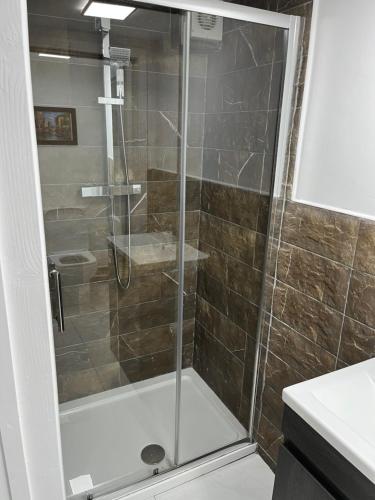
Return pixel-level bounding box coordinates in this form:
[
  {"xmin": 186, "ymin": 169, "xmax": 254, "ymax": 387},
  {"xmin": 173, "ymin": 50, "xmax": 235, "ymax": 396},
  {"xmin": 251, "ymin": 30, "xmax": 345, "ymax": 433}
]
[
  {"xmin": 178, "ymin": 13, "xmax": 288, "ymax": 464},
  {"xmin": 27, "ymin": 2, "xmax": 186, "ymax": 496}
]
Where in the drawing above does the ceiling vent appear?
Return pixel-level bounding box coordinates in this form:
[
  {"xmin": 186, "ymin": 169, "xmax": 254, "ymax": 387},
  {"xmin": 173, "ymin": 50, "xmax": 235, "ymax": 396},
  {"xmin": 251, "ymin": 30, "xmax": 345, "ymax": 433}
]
[{"xmin": 191, "ymin": 12, "xmax": 223, "ymax": 41}]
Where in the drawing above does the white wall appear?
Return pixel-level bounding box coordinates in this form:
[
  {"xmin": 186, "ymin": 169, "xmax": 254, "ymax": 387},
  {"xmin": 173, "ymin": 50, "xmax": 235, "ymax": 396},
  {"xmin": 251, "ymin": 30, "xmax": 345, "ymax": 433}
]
[
  {"xmin": 293, "ymin": 0, "xmax": 375, "ymax": 220},
  {"xmin": 0, "ymin": 437, "xmax": 10, "ymax": 500}
]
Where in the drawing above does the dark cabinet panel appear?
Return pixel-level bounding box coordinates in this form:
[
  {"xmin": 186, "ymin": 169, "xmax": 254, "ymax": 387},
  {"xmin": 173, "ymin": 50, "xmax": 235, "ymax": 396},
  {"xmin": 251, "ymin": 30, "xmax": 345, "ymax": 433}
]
[{"xmin": 273, "ymin": 445, "xmax": 336, "ymax": 500}]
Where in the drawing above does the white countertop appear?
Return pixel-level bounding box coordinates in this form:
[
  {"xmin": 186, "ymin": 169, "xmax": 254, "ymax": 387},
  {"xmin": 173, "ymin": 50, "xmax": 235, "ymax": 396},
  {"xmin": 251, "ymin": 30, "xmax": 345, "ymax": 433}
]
[{"xmin": 283, "ymin": 358, "xmax": 375, "ymax": 484}]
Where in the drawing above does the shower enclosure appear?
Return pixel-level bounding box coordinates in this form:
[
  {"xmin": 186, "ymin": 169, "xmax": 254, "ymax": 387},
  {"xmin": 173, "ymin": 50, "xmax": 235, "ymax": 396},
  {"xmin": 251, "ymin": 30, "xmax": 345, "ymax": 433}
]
[{"xmin": 26, "ymin": 0, "xmax": 298, "ymax": 498}]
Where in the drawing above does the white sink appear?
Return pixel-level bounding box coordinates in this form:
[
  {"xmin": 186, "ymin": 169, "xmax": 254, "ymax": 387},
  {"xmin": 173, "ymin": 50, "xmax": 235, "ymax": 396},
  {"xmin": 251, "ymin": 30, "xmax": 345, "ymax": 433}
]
[{"xmin": 283, "ymin": 358, "xmax": 375, "ymax": 484}]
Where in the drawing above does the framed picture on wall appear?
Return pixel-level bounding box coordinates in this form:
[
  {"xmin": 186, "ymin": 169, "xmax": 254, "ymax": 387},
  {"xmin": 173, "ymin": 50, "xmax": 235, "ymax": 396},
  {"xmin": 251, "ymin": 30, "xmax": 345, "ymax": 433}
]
[{"xmin": 34, "ymin": 106, "xmax": 78, "ymax": 145}]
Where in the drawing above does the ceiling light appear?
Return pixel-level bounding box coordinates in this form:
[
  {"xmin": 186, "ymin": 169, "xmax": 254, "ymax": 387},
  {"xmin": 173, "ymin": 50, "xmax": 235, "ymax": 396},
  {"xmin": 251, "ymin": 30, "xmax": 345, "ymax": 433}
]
[
  {"xmin": 82, "ymin": 1, "xmax": 135, "ymax": 20},
  {"xmin": 38, "ymin": 53, "xmax": 71, "ymax": 59}
]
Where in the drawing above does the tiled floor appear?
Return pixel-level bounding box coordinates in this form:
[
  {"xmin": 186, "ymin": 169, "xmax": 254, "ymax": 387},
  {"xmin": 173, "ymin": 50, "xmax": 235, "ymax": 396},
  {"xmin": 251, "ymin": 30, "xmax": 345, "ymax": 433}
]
[{"xmin": 148, "ymin": 455, "xmax": 274, "ymax": 500}]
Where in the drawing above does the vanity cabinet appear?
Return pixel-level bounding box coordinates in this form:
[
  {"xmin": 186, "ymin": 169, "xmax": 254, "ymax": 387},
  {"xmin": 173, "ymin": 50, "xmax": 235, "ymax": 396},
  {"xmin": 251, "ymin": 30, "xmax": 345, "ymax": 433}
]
[
  {"xmin": 273, "ymin": 445, "xmax": 335, "ymax": 500},
  {"xmin": 272, "ymin": 407, "xmax": 375, "ymax": 500}
]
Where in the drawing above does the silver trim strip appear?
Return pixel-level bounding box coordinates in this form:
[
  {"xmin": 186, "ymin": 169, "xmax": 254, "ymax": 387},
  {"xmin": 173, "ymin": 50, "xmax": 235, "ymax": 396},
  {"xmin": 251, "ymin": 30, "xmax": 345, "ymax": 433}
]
[
  {"xmin": 97, "ymin": 443, "xmax": 256, "ymax": 500},
  {"xmin": 248, "ymin": 15, "xmax": 301, "ymax": 440},
  {"xmin": 127, "ymin": 0, "xmax": 291, "ymax": 28},
  {"xmin": 174, "ymin": 11, "xmax": 191, "ymax": 468}
]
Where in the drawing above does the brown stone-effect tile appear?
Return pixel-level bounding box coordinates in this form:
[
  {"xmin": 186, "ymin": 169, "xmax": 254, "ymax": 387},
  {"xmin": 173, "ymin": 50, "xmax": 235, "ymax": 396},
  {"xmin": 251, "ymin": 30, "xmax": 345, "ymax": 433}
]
[
  {"xmin": 282, "ymin": 201, "xmax": 359, "ymax": 266},
  {"xmin": 277, "ymin": 242, "xmax": 350, "ymax": 312},
  {"xmin": 119, "ymin": 345, "xmax": 192, "ymax": 385},
  {"xmin": 201, "ymin": 180, "xmax": 260, "ymax": 231},
  {"xmin": 57, "ymin": 368, "xmax": 103, "ymax": 403},
  {"xmin": 354, "ymin": 220, "xmax": 375, "ymax": 275},
  {"xmin": 227, "ymin": 257, "xmax": 263, "ymax": 305},
  {"xmin": 268, "ymin": 318, "xmax": 336, "ymax": 380},
  {"xmin": 239, "ymin": 335, "xmax": 257, "ymax": 426},
  {"xmin": 193, "ymin": 323, "xmax": 244, "ymax": 419},
  {"xmin": 262, "ymin": 350, "xmax": 304, "ymax": 396},
  {"xmin": 260, "ymin": 384, "xmax": 284, "ymax": 430},
  {"xmin": 255, "ymin": 412, "xmax": 283, "ymax": 465},
  {"xmin": 339, "ymin": 317, "xmax": 375, "ymax": 365},
  {"xmin": 196, "ymin": 297, "xmax": 246, "ymax": 361},
  {"xmin": 200, "ymin": 212, "xmax": 257, "ymax": 266},
  {"xmin": 227, "ymin": 289, "xmax": 259, "ymax": 335},
  {"xmin": 272, "ymin": 281, "xmax": 342, "ymax": 354},
  {"xmin": 347, "ymin": 271, "xmax": 375, "ymax": 329}
]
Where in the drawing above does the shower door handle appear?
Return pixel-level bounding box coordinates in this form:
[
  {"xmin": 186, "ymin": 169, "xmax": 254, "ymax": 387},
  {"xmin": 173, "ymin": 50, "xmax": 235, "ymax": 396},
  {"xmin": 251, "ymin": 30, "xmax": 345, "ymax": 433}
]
[{"xmin": 49, "ymin": 267, "xmax": 65, "ymax": 334}]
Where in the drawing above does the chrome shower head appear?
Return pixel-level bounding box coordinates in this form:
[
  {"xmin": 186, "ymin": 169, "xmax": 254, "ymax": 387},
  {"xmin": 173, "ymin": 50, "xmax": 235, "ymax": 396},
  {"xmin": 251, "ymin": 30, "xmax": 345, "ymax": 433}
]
[{"xmin": 110, "ymin": 47, "xmax": 131, "ymax": 67}]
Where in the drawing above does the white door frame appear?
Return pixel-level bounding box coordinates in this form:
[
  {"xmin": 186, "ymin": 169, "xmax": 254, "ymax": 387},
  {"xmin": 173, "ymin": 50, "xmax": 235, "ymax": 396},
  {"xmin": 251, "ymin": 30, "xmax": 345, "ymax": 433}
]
[
  {"xmin": 0, "ymin": 0, "xmax": 66, "ymax": 498},
  {"xmin": 0, "ymin": 0, "xmax": 299, "ymax": 498}
]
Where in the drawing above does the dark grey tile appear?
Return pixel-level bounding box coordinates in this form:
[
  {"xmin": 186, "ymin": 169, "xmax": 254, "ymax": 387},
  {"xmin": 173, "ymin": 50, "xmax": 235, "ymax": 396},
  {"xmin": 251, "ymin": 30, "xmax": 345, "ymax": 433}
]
[
  {"xmin": 207, "ymin": 23, "xmax": 277, "ymax": 76},
  {"xmin": 45, "ymin": 217, "xmax": 111, "ymax": 254},
  {"xmin": 205, "ymin": 65, "xmax": 272, "ymax": 113},
  {"xmin": 202, "ymin": 149, "xmax": 264, "ymax": 192},
  {"xmin": 148, "ymin": 111, "xmax": 203, "ymax": 148},
  {"xmin": 204, "ymin": 111, "xmax": 268, "ymax": 153},
  {"xmin": 148, "ymin": 73, "xmax": 205, "ymax": 113},
  {"xmin": 117, "ymin": 109, "xmax": 147, "ymax": 147},
  {"xmin": 38, "ymin": 146, "xmax": 107, "ymax": 185}
]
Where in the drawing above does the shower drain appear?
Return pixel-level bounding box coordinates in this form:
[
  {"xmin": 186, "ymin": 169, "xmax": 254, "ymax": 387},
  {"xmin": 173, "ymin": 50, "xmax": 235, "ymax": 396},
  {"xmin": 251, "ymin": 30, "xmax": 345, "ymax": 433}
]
[{"xmin": 141, "ymin": 444, "xmax": 166, "ymax": 465}]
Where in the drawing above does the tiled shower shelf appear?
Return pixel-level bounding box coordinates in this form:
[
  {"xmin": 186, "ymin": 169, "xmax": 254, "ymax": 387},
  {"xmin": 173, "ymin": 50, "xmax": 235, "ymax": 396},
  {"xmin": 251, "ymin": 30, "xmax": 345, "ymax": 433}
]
[{"xmin": 107, "ymin": 232, "xmax": 208, "ymax": 267}]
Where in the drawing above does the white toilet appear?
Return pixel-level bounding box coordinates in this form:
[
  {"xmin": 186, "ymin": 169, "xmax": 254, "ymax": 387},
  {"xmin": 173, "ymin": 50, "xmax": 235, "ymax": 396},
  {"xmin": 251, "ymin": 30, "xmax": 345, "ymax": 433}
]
[{"xmin": 49, "ymin": 251, "xmax": 98, "ymax": 284}]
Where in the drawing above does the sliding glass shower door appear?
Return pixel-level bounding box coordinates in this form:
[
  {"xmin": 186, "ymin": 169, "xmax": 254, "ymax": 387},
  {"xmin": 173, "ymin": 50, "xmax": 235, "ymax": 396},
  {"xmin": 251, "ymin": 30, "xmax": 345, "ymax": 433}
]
[
  {"xmin": 27, "ymin": 0, "xmax": 290, "ymax": 497},
  {"xmin": 178, "ymin": 11, "xmax": 288, "ymax": 465}
]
